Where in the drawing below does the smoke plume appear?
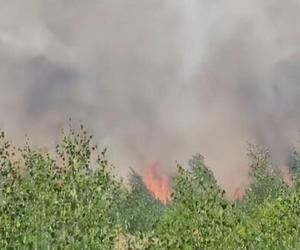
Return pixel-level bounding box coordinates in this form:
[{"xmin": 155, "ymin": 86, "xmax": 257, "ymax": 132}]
[{"xmin": 0, "ymin": 0, "xmax": 300, "ymax": 193}]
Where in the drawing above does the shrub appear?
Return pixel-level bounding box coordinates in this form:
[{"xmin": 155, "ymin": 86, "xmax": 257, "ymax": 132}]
[{"xmin": 0, "ymin": 126, "xmax": 122, "ymax": 249}]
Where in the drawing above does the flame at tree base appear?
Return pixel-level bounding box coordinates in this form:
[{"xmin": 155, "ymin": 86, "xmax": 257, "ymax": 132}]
[{"xmin": 144, "ymin": 162, "xmax": 170, "ymax": 204}]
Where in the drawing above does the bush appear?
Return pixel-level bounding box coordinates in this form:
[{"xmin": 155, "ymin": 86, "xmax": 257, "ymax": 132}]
[
  {"xmin": 0, "ymin": 126, "xmax": 122, "ymax": 249},
  {"xmin": 0, "ymin": 128, "xmax": 299, "ymax": 249},
  {"xmin": 116, "ymin": 170, "xmax": 166, "ymax": 235}
]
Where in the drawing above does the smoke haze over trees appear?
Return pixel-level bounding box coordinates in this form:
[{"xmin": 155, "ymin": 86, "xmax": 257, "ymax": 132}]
[{"xmin": 0, "ymin": 1, "xmax": 300, "ymax": 193}]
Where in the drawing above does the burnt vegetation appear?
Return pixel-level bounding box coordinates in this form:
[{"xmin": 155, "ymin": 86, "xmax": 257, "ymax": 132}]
[{"xmin": 0, "ymin": 125, "xmax": 300, "ymax": 249}]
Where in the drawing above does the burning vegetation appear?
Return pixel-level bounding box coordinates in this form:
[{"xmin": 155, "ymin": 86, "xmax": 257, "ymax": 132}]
[{"xmin": 143, "ymin": 162, "xmax": 170, "ymax": 204}]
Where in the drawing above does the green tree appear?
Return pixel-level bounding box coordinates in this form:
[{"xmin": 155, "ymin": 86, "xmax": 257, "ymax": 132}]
[
  {"xmin": 0, "ymin": 126, "xmax": 122, "ymax": 249},
  {"xmin": 117, "ymin": 170, "xmax": 166, "ymax": 235},
  {"xmin": 146, "ymin": 155, "xmax": 237, "ymax": 249},
  {"xmin": 241, "ymin": 144, "xmax": 288, "ymax": 212},
  {"xmin": 288, "ymin": 149, "xmax": 300, "ymax": 178}
]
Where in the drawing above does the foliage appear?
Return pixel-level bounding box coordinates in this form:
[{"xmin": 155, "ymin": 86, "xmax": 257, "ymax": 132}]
[
  {"xmin": 288, "ymin": 149, "xmax": 300, "ymax": 177},
  {"xmin": 0, "ymin": 126, "xmax": 122, "ymax": 249},
  {"xmin": 116, "ymin": 170, "xmax": 166, "ymax": 235},
  {"xmin": 139, "ymin": 155, "xmax": 238, "ymax": 249},
  {"xmin": 0, "ymin": 128, "xmax": 300, "ymax": 249},
  {"xmin": 226, "ymin": 190, "xmax": 300, "ymax": 249},
  {"xmin": 241, "ymin": 144, "xmax": 289, "ymax": 212}
]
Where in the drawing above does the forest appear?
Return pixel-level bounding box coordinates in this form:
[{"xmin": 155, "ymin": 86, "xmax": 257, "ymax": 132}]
[{"xmin": 0, "ymin": 125, "xmax": 300, "ymax": 249}]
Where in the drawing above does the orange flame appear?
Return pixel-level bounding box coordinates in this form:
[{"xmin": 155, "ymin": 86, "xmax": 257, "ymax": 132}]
[{"xmin": 144, "ymin": 162, "xmax": 170, "ymax": 204}]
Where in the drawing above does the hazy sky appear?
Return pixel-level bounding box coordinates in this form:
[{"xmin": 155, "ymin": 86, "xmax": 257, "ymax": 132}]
[{"xmin": 0, "ymin": 0, "xmax": 300, "ymax": 192}]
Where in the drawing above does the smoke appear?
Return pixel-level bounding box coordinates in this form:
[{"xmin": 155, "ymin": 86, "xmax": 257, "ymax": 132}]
[{"xmin": 0, "ymin": 0, "xmax": 300, "ymax": 193}]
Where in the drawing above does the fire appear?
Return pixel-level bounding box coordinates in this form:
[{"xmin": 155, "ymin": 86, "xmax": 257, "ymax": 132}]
[
  {"xmin": 282, "ymin": 167, "xmax": 293, "ymax": 187},
  {"xmin": 144, "ymin": 162, "xmax": 170, "ymax": 204}
]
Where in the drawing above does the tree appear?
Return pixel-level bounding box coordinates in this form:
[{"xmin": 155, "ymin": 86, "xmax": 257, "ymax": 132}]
[
  {"xmin": 117, "ymin": 169, "xmax": 166, "ymax": 235},
  {"xmin": 147, "ymin": 155, "xmax": 237, "ymax": 249},
  {"xmin": 241, "ymin": 144, "xmax": 288, "ymax": 213},
  {"xmin": 0, "ymin": 125, "xmax": 122, "ymax": 249}
]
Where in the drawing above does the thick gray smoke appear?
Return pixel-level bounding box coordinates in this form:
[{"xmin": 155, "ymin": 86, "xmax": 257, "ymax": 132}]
[{"xmin": 0, "ymin": 0, "xmax": 299, "ymax": 192}]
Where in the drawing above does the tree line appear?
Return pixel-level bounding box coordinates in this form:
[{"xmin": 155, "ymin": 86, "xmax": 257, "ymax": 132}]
[{"xmin": 0, "ymin": 126, "xmax": 300, "ymax": 249}]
